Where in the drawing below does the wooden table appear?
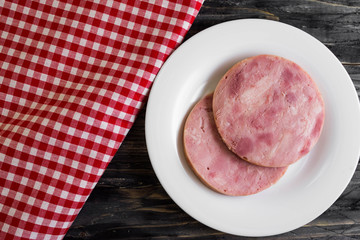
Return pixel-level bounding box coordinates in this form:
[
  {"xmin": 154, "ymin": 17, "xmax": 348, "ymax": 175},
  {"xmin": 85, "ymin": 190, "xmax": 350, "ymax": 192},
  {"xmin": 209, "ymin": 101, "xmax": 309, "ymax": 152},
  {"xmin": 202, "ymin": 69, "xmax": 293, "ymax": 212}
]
[{"xmin": 65, "ymin": 1, "xmax": 360, "ymax": 239}]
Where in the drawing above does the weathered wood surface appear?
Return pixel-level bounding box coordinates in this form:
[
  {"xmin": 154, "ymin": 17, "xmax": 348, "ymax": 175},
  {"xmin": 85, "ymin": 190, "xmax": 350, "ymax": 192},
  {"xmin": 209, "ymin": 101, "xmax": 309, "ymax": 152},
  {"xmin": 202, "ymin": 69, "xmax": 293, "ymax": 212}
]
[{"xmin": 65, "ymin": 1, "xmax": 360, "ymax": 239}]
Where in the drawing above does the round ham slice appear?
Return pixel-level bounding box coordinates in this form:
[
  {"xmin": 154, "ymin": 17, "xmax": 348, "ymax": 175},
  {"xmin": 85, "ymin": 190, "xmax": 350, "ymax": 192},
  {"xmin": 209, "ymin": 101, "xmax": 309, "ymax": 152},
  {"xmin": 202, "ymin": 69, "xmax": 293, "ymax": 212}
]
[
  {"xmin": 213, "ymin": 55, "xmax": 325, "ymax": 167},
  {"xmin": 183, "ymin": 94, "xmax": 287, "ymax": 196}
]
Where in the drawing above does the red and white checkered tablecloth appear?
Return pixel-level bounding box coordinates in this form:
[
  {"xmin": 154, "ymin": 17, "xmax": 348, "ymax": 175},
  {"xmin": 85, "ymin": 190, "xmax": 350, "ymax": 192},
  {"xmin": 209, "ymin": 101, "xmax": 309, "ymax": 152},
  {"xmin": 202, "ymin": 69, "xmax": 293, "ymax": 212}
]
[{"xmin": 0, "ymin": 0, "xmax": 203, "ymax": 239}]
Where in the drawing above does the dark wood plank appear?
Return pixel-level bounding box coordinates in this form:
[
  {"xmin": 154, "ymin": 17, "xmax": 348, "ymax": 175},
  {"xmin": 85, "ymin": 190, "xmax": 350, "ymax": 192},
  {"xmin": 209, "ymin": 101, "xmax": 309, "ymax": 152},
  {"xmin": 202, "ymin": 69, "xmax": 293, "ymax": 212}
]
[{"xmin": 65, "ymin": 0, "xmax": 360, "ymax": 239}]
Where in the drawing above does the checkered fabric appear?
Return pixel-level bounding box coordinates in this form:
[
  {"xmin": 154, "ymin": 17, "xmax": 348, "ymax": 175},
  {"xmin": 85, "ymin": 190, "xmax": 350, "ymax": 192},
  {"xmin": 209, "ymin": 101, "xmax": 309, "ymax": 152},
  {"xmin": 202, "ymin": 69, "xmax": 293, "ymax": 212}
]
[{"xmin": 0, "ymin": 0, "xmax": 203, "ymax": 239}]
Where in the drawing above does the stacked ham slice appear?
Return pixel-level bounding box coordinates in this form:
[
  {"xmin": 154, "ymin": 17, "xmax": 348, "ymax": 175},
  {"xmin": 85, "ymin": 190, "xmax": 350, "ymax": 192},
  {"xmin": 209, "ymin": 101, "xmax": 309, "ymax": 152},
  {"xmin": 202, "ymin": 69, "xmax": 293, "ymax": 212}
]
[{"xmin": 183, "ymin": 55, "xmax": 325, "ymax": 196}]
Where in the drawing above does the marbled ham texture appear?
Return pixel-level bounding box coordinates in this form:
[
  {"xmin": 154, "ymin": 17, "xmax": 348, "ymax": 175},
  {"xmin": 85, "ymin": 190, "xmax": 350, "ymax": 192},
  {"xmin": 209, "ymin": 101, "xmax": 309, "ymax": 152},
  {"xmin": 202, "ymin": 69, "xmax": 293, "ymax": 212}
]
[
  {"xmin": 183, "ymin": 94, "xmax": 287, "ymax": 196},
  {"xmin": 213, "ymin": 55, "xmax": 325, "ymax": 167}
]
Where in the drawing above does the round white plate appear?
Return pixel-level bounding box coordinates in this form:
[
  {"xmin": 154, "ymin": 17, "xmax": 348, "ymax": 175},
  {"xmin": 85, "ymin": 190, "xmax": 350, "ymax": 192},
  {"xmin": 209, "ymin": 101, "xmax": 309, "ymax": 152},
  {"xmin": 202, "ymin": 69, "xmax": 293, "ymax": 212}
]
[{"xmin": 145, "ymin": 19, "xmax": 360, "ymax": 237}]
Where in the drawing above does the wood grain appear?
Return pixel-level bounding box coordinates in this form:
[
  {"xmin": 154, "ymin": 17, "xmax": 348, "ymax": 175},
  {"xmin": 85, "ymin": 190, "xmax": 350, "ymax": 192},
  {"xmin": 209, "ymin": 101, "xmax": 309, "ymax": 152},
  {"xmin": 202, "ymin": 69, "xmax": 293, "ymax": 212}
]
[{"xmin": 65, "ymin": 1, "xmax": 360, "ymax": 239}]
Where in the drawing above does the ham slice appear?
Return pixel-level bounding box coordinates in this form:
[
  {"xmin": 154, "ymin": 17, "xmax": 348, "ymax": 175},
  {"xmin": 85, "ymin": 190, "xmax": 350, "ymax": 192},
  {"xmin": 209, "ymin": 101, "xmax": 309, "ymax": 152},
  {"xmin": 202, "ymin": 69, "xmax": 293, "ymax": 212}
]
[
  {"xmin": 183, "ymin": 94, "xmax": 287, "ymax": 196},
  {"xmin": 213, "ymin": 55, "xmax": 325, "ymax": 167}
]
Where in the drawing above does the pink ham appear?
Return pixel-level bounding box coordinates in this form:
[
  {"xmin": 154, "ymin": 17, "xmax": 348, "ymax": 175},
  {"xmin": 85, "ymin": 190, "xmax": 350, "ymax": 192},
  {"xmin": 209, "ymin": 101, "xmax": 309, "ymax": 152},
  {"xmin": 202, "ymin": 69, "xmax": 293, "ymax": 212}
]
[
  {"xmin": 183, "ymin": 94, "xmax": 287, "ymax": 196},
  {"xmin": 213, "ymin": 55, "xmax": 325, "ymax": 167}
]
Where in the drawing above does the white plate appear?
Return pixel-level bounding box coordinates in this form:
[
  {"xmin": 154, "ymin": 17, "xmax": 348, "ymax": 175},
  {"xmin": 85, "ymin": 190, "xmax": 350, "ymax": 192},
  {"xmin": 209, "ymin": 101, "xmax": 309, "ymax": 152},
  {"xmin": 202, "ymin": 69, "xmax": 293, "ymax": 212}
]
[{"xmin": 145, "ymin": 19, "xmax": 360, "ymax": 237}]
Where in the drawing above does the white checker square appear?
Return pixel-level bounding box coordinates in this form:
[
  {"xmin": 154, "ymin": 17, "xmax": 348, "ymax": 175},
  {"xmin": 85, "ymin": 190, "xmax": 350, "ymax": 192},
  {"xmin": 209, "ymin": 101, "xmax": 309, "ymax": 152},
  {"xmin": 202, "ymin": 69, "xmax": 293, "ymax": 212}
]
[
  {"xmin": 37, "ymin": 41, "xmax": 44, "ymax": 49},
  {"xmin": 13, "ymin": 34, "xmax": 20, "ymax": 43},
  {"xmin": 54, "ymin": 122, "xmax": 62, "ymax": 131},
  {"xmin": 35, "ymin": 216, "xmax": 44, "ymax": 225},
  {"xmin": 60, "ymin": 190, "xmax": 69, "ymax": 199},
  {"xmin": 36, "ymin": 87, "xmax": 43, "ymax": 96},
  {"xmin": 92, "ymin": 102, "xmax": 100, "ymax": 111},
  {"xmin": 100, "ymin": 121, "xmax": 108, "ymax": 130},
  {"xmin": 30, "ymin": 232, "xmax": 38, "ymax": 240},
  {"xmin": 6, "ymin": 172, "xmax": 15, "ymax": 182},
  {"xmin": 62, "ymin": 48, "xmax": 70, "ymax": 57},
  {"xmin": 48, "ymin": 44, "xmax": 56, "ymax": 53},
  {"xmin": 152, "ymin": 28, "xmax": 160, "ymax": 36},
  {"xmin": 47, "ymin": 186, "xmax": 55, "ymax": 195},
  {"xmin": 67, "ymin": 127, "xmax": 76, "ymax": 136},
  {"xmin": 30, "ymin": 24, "xmax": 38, "ymax": 33},
  {"xmin": 79, "ymin": 98, "xmax": 87, "ymax": 106},
  {"xmin": 22, "ymin": 84, "xmax": 30, "ymax": 92},
  {"xmin": 57, "ymin": 63, "xmax": 65, "ymax": 71},
  {"xmin": 86, "ymin": 117, "xmax": 95, "ymax": 126},
  {"xmin": 127, "ymin": 21, "xmax": 135, "ymax": 29},
  {"xmin": 108, "ymin": 140, "xmax": 116, "ymax": 149},
  {"xmin": 88, "ymin": 57, "xmax": 95, "ymax": 65},
  {"xmin": 42, "ymin": 27, "xmax": 50, "ymax": 36},
  {"xmin": 74, "ymin": 194, "xmax": 82, "ymax": 202},
  {"xmin": 59, "ymin": 17, "xmax": 67, "ymax": 25},
  {"xmin": 25, "ymin": 161, "xmax": 34, "ymax": 171},
  {"xmin": 53, "ymin": 170, "xmax": 61, "ymax": 180},
  {"xmin": 1, "ymin": 108, "xmax": 9, "ymax": 117},
  {"xmin": 62, "ymin": 141, "xmax": 70, "ymax": 150},
  {"xmin": 84, "ymin": 23, "xmax": 92, "ymax": 33},
  {"xmin": 41, "ymin": 201, "xmax": 49, "ymax": 210},
  {"xmin": 123, "ymin": 35, "xmax": 130, "ymax": 44},
  {"xmin": 31, "ymin": 54, "xmax": 39, "ymax": 63},
  {"xmin": 27, "ymin": 69, "xmax": 34, "ymax": 78},
  {"xmin": 89, "ymin": 9, "xmax": 96, "ymax": 18},
  {"xmin": 102, "ymin": 13, "xmax": 109, "ymax": 22},
  {"xmin": 34, "ymin": 132, "xmax": 43, "ymax": 141},
  {"xmin": 25, "ymin": 37, "xmax": 32, "ymax": 46},
  {"xmin": 64, "ymin": 3, "xmax": 72, "ymax": 11},
  {"xmin": 105, "ymin": 45, "xmax": 113, "ymax": 54},
  {"xmin": 44, "ymin": 151, "xmax": 51, "ymax": 160},
  {"xmin": 30, "ymin": 147, "xmax": 38, "ymax": 156},
  {"xmin": 6, "ymin": 16, "xmax": 13, "ymax": 26},
  {"xmin": 155, "ymin": 59, "xmax": 162, "ymax": 68},
  {"xmin": 131, "ymin": 83, "xmax": 139, "ymax": 92},
  {"xmin": 18, "ymin": 20, "xmax": 25, "ymax": 29},
  {"xmin": 131, "ymin": 7, "xmax": 139, "ymax": 15},
  {"xmin": 1, "ymin": 30, "xmax": 8, "ymax": 40},
  {"xmin": 93, "ymin": 42, "xmax": 100, "ymax": 51},
  {"xmin": 75, "ymin": 52, "xmax": 82, "ymax": 61},
  {"xmin": 85, "ymin": 164, "xmax": 93, "ymax": 173},
  {"xmin": 93, "ymin": 73, "xmax": 101, "ymax": 80},
  {"xmin": 14, "ymin": 228, "xmax": 23, "ymax": 237},
  {"xmin": 119, "ymin": 111, "xmax": 126, "ymax": 119},
  {"xmin": 79, "ymin": 179, "xmax": 87, "ymax": 188},
  {"xmin": 114, "ymin": 17, "xmax": 122, "ymax": 26},
  {"xmin": 49, "ymin": 137, "xmax": 56, "ymax": 146},
  {"xmin": 113, "ymin": 125, "xmax": 120, "ymax": 134},
  {"xmin": 71, "ymin": 20, "xmax": 79, "ymax": 29},
  {"xmin": 44, "ymin": 59, "xmax": 52, "ymax": 67},
  {"xmin": 73, "ymin": 112, "xmax": 81, "ymax": 121},
  {"xmin": 105, "ymin": 107, "xmax": 113, "ymax": 115},
  {"xmin": 97, "ymin": 28, "xmax": 104, "ymax": 36},
  {"xmin": 8, "ymin": 207, "xmax": 16, "ymax": 217},
  {"xmin": 79, "ymin": 37, "xmax": 87, "ymax": 46},
  {"xmin": 136, "ymin": 69, "xmax": 144, "ymax": 78},
  {"xmin": 81, "ymin": 131, "xmax": 89, "ymax": 139},
  {"xmin": 124, "ymin": 97, "xmax": 132, "ymax": 105},
  {"xmin": 54, "ymin": 205, "xmax": 63, "ymax": 214},
  {"xmin": 21, "ymin": 212, "xmax": 30, "ymax": 221},
  {"xmin": 76, "ymin": 146, "xmax": 84, "ymax": 155},
  {"xmin": 20, "ymin": 176, "xmax": 28, "ymax": 186},
  {"xmin": 33, "ymin": 181, "xmax": 41, "ymax": 190},
  {"xmin": 90, "ymin": 149, "xmax": 98, "ymax": 159},
  {"xmin": 119, "ymin": 3, "xmax": 126, "ymax": 11},
  {"xmin": 1, "ymin": 223, "xmax": 9, "ymax": 234},
  {"xmin": 47, "ymin": 13, "xmax": 55, "ymax": 22},
  {"xmin": 15, "ymin": 192, "xmax": 22, "ymax": 201},
  {"xmin": 76, "ymin": 6, "xmax": 84, "ymax": 15},
  {"xmin": 144, "ymin": 10, "xmax": 152, "ymax": 19},
  {"xmin": 123, "ymin": 66, "xmax": 131, "ymax": 73}
]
